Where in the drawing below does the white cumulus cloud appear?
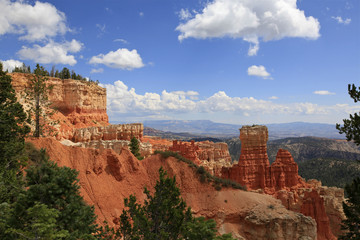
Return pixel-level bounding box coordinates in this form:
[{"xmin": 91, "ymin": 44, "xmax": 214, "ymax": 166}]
[
  {"xmin": 89, "ymin": 48, "xmax": 145, "ymax": 70},
  {"xmin": 17, "ymin": 39, "xmax": 83, "ymax": 66},
  {"xmin": 1, "ymin": 59, "xmax": 23, "ymax": 72},
  {"xmin": 90, "ymin": 68, "xmax": 104, "ymax": 74},
  {"xmin": 313, "ymin": 90, "xmax": 335, "ymax": 95},
  {"xmin": 0, "ymin": 0, "xmax": 67, "ymax": 41},
  {"xmin": 332, "ymin": 16, "xmax": 351, "ymax": 25},
  {"xmin": 176, "ymin": 0, "xmax": 320, "ymax": 56},
  {"xmin": 101, "ymin": 81, "xmax": 359, "ymax": 122},
  {"xmin": 247, "ymin": 65, "xmax": 272, "ymax": 79},
  {"xmin": 178, "ymin": 9, "xmax": 193, "ymax": 20}
]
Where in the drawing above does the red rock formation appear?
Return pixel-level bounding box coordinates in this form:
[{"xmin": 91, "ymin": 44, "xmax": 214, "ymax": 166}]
[
  {"xmin": 10, "ymin": 73, "xmax": 109, "ymax": 139},
  {"xmin": 221, "ymin": 125, "xmax": 339, "ymax": 240},
  {"xmin": 221, "ymin": 126, "xmax": 274, "ymax": 190},
  {"xmin": 301, "ymin": 190, "xmax": 336, "ymax": 240},
  {"xmin": 271, "ymin": 149, "xmax": 301, "ymax": 190},
  {"xmin": 29, "ymin": 137, "xmax": 318, "ymax": 239},
  {"xmin": 72, "ymin": 123, "xmax": 144, "ymax": 142},
  {"xmin": 168, "ymin": 140, "xmax": 232, "ymax": 174},
  {"xmin": 169, "ymin": 140, "xmax": 201, "ymax": 164}
]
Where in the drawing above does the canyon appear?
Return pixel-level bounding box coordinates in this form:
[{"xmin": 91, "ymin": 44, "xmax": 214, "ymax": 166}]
[{"xmin": 11, "ymin": 73, "xmax": 345, "ymax": 239}]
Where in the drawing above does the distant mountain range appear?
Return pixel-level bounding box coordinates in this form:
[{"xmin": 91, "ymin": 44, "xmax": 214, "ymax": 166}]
[{"xmin": 142, "ymin": 120, "xmax": 345, "ymax": 140}]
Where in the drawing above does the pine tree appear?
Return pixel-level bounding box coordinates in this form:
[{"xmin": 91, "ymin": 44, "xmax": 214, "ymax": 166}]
[
  {"xmin": 0, "ymin": 63, "xmax": 30, "ymax": 202},
  {"xmin": 337, "ymin": 83, "xmax": 360, "ymax": 239},
  {"xmin": 339, "ymin": 177, "xmax": 360, "ymax": 239},
  {"xmin": 7, "ymin": 148, "xmax": 98, "ymax": 240},
  {"xmin": 129, "ymin": 137, "xmax": 142, "ymax": 160},
  {"xmin": 337, "ymin": 84, "xmax": 360, "ymax": 145},
  {"xmin": 24, "ymin": 64, "xmax": 57, "ymax": 138},
  {"xmin": 115, "ymin": 167, "xmax": 235, "ymax": 240}
]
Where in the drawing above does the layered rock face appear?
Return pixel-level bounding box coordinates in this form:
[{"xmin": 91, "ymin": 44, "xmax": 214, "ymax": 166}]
[
  {"xmin": 221, "ymin": 125, "xmax": 342, "ymax": 240},
  {"xmin": 169, "ymin": 140, "xmax": 232, "ymax": 175},
  {"xmin": 73, "ymin": 124, "xmax": 144, "ymax": 142},
  {"xmin": 30, "ymin": 137, "xmax": 318, "ymax": 239},
  {"xmin": 10, "ymin": 73, "xmax": 109, "ymax": 138},
  {"xmin": 72, "ymin": 123, "xmax": 151, "ymax": 157}
]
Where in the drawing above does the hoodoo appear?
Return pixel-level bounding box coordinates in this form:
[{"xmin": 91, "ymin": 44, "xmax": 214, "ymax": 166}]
[{"xmin": 221, "ymin": 125, "xmax": 341, "ymax": 240}]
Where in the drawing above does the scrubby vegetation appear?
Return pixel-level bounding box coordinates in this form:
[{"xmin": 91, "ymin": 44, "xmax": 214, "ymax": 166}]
[
  {"xmin": 9, "ymin": 62, "xmax": 100, "ymax": 85},
  {"xmin": 97, "ymin": 167, "xmax": 236, "ymax": 240},
  {"xmin": 154, "ymin": 150, "xmax": 246, "ymax": 191}
]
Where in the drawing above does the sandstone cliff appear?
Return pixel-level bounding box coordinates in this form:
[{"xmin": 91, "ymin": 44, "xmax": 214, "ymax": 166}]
[
  {"xmin": 10, "ymin": 73, "xmax": 109, "ymax": 138},
  {"xmin": 30, "ymin": 137, "xmax": 318, "ymax": 239},
  {"xmin": 221, "ymin": 125, "xmax": 343, "ymax": 240}
]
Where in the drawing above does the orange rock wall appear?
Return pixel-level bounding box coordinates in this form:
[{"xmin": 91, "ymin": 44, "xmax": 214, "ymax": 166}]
[
  {"xmin": 10, "ymin": 73, "xmax": 109, "ymax": 133},
  {"xmin": 169, "ymin": 140, "xmax": 232, "ymax": 175},
  {"xmin": 29, "ymin": 137, "xmax": 318, "ymax": 239},
  {"xmin": 221, "ymin": 125, "xmax": 339, "ymax": 240},
  {"xmin": 73, "ymin": 123, "xmax": 144, "ymax": 142}
]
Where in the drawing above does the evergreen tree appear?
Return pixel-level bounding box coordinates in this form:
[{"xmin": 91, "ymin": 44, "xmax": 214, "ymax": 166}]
[
  {"xmin": 24, "ymin": 64, "xmax": 57, "ymax": 138},
  {"xmin": 129, "ymin": 137, "xmax": 142, "ymax": 160},
  {"xmin": 339, "ymin": 177, "xmax": 360, "ymax": 239},
  {"xmin": 0, "ymin": 63, "xmax": 30, "ymax": 202},
  {"xmin": 7, "ymin": 148, "xmax": 98, "ymax": 240},
  {"xmin": 337, "ymin": 83, "xmax": 360, "ymax": 239},
  {"xmin": 114, "ymin": 167, "xmax": 235, "ymax": 240},
  {"xmin": 60, "ymin": 67, "xmax": 70, "ymax": 79},
  {"xmin": 337, "ymin": 84, "xmax": 360, "ymax": 145}
]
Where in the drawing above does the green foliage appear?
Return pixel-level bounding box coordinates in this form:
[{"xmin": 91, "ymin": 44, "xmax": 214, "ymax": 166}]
[
  {"xmin": 154, "ymin": 150, "xmax": 246, "ymax": 191},
  {"xmin": 24, "ymin": 64, "xmax": 58, "ymax": 138},
  {"xmin": 337, "ymin": 84, "xmax": 360, "ymax": 146},
  {"xmin": 339, "ymin": 177, "xmax": 360, "ymax": 239},
  {"xmin": 6, "ymin": 148, "xmax": 98, "ymax": 240},
  {"xmin": 0, "ymin": 63, "xmax": 30, "ymax": 202},
  {"xmin": 336, "ymin": 83, "xmax": 360, "ymax": 239},
  {"xmin": 6, "ymin": 202, "xmax": 70, "ymax": 240},
  {"xmin": 12, "ymin": 63, "xmax": 31, "ymax": 73},
  {"xmin": 129, "ymin": 137, "xmax": 143, "ymax": 160},
  {"xmin": 298, "ymin": 158, "xmax": 360, "ymax": 188},
  {"xmin": 114, "ymin": 167, "xmax": 236, "ymax": 240}
]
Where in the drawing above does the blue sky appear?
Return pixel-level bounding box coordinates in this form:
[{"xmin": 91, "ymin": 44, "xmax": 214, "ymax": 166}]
[{"xmin": 1, "ymin": 0, "xmax": 359, "ymax": 125}]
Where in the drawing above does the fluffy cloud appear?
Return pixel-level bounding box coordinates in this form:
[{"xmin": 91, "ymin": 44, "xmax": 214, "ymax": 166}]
[
  {"xmin": 176, "ymin": 0, "xmax": 320, "ymax": 55},
  {"xmin": 247, "ymin": 65, "xmax": 272, "ymax": 79},
  {"xmin": 313, "ymin": 90, "xmax": 335, "ymax": 95},
  {"xmin": 332, "ymin": 16, "xmax": 351, "ymax": 25},
  {"xmin": 101, "ymin": 80, "xmax": 357, "ymax": 121},
  {"xmin": 89, "ymin": 48, "xmax": 145, "ymax": 70},
  {"xmin": 269, "ymin": 96, "xmax": 279, "ymax": 100},
  {"xmin": 178, "ymin": 9, "xmax": 193, "ymax": 20},
  {"xmin": 1, "ymin": 59, "xmax": 23, "ymax": 72},
  {"xmin": 17, "ymin": 39, "xmax": 83, "ymax": 66},
  {"xmin": 0, "ymin": 0, "xmax": 67, "ymax": 41},
  {"xmin": 90, "ymin": 68, "xmax": 104, "ymax": 74}
]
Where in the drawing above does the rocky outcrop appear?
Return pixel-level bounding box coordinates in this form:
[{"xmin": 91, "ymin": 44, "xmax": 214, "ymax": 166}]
[
  {"xmin": 271, "ymin": 149, "xmax": 301, "ymax": 190},
  {"xmin": 10, "ymin": 73, "xmax": 109, "ymax": 138},
  {"xmin": 169, "ymin": 140, "xmax": 232, "ymax": 175},
  {"xmin": 72, "ymin": 124, "xmax": 144, "ymax": 142},
  {"xmin": 221, "ymin": 125, "xmax": 342, "ymax": 240},
  {"xmin": 30, "ymin": 137, "xmax": 318, "ymax": 239},
  {"xmin": 79, "ymin": 140, "xmax": 152, "ymax": 158}
]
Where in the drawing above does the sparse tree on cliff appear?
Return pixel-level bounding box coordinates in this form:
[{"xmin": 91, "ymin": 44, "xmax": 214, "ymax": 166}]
[
  {"xmin": 129, "ymin": 137, "xmax": 142, "ymax": 160},
  {"xmin": 24, "ymin": 64, "xmax": 57, "ymax": 138},
  {"xmin": 337, "ymin": 83, "xmax": 360, "ymax": 239},
  {"xmin": 107, "ymin": 167, "xmax": 235, "ymax": 240}
]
